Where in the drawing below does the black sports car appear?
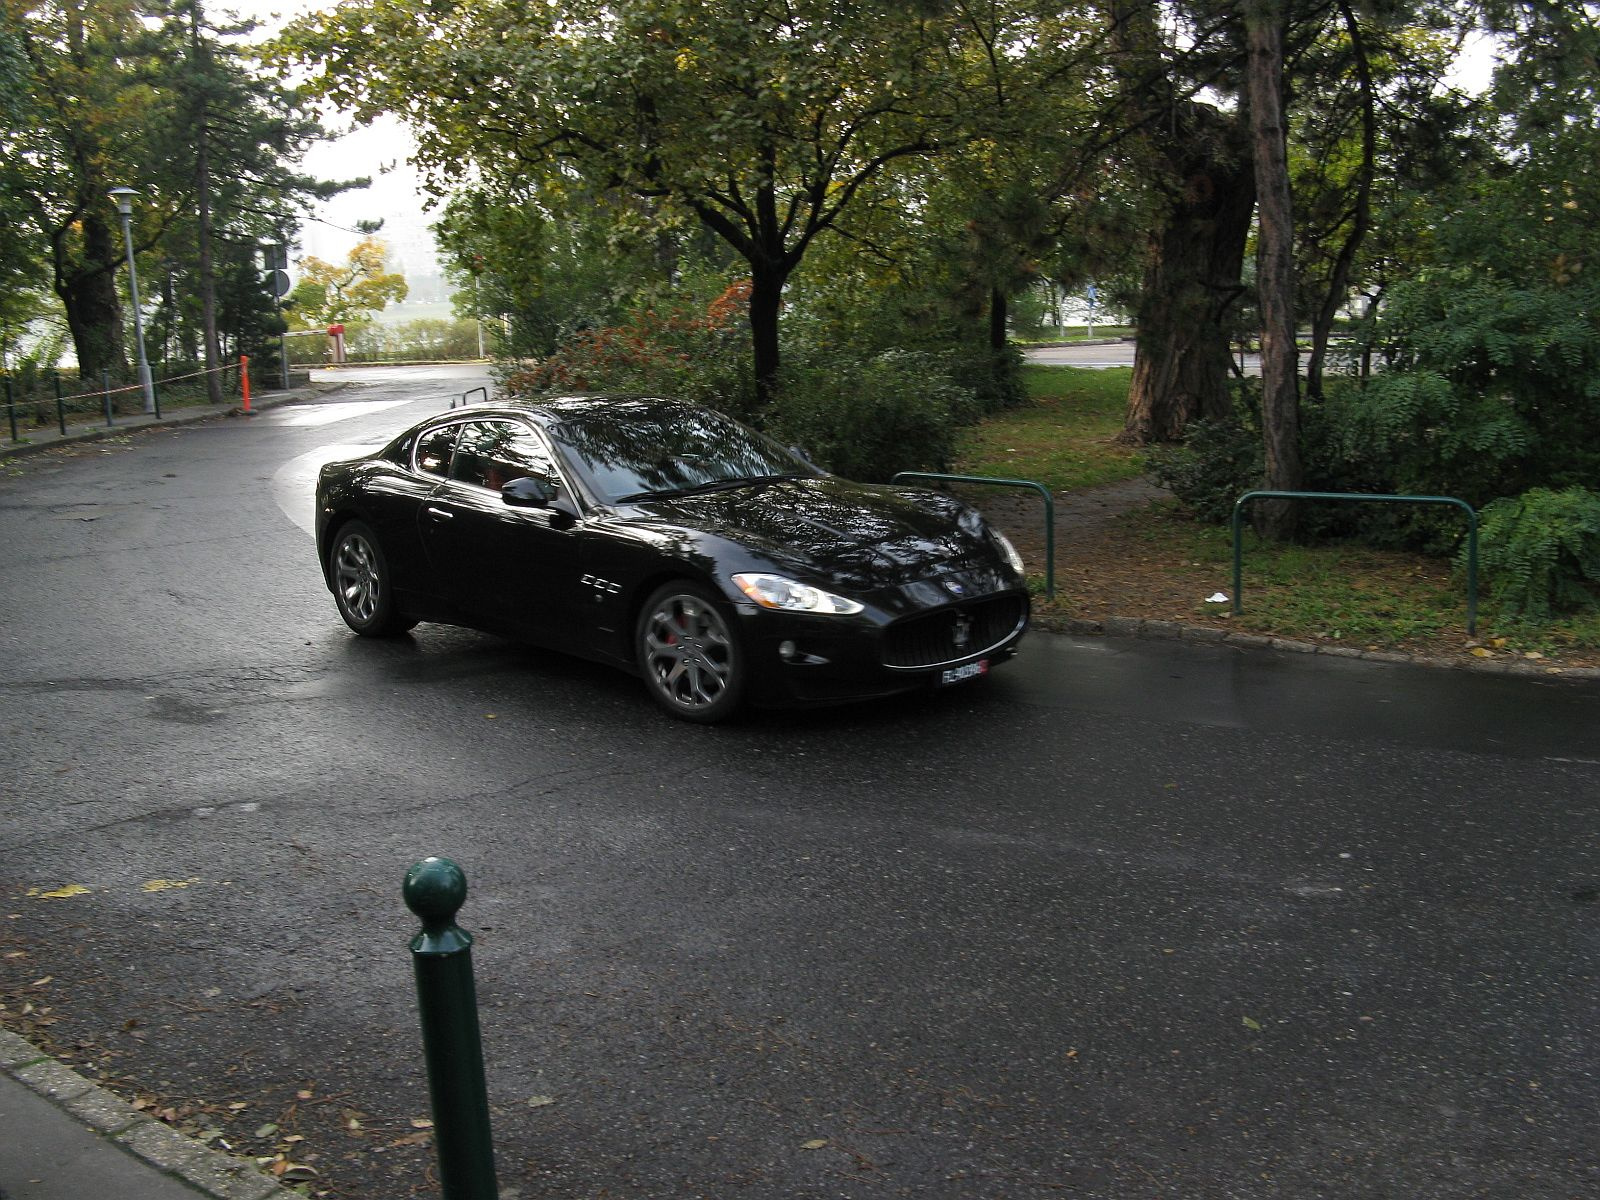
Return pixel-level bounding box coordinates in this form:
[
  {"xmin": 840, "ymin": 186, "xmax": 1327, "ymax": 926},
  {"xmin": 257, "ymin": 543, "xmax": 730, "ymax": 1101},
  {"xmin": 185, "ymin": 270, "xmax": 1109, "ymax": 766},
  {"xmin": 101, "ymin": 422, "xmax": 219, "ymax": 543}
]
[{"xmin": 315, "ymin": 396, "xmax": 1029, "ymax": 721}]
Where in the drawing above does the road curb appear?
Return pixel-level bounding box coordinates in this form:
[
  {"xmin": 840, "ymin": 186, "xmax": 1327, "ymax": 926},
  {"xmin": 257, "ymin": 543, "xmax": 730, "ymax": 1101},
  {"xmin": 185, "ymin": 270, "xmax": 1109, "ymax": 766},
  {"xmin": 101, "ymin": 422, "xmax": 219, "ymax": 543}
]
[
  {"xmin": 1048, "ymin": 615, "xmax": 1600, "ymax": 680},
  {"xmin": 0, "ymin": 1028, "xmax": 291, "ymax": 1199}
]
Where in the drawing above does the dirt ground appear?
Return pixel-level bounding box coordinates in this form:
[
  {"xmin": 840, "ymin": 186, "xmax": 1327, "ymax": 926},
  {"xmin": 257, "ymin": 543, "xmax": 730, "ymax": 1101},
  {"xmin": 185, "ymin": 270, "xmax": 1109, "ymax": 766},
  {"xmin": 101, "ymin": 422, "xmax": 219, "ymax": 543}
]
[{"xmin": 969, "ymin": 478, "xmax": 1600, "ymax": 673}]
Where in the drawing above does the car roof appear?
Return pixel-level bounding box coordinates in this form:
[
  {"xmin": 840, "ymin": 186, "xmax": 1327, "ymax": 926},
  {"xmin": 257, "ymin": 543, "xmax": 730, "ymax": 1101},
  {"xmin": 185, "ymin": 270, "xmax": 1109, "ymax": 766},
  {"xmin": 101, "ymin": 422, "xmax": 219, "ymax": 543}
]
[{"xmin": 442, "ymin": 394, "xmax": 708, "ymax": 429}]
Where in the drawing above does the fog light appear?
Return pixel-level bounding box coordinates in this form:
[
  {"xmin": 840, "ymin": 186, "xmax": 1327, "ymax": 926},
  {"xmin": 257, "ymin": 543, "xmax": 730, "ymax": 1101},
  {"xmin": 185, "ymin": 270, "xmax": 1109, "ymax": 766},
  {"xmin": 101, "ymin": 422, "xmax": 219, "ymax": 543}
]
[{"xmin": 778, "ymin": 639, "xmax": 798, "ymax": 661}]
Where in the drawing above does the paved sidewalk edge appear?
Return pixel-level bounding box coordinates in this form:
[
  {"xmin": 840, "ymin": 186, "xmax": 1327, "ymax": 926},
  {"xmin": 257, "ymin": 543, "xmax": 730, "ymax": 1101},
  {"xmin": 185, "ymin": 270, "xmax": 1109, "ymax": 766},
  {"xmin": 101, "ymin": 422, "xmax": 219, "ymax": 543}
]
[
  {"xmin": 1044, "ymin": 614, "xmax": 1600, "ymax": 681},
  {"xmin": 0, "ymin": 1028, "xmax": 291, "ymax": 1200},
  {"xmin": 0, "ymin": 382, "xmax": 344, "ymax": 461}
]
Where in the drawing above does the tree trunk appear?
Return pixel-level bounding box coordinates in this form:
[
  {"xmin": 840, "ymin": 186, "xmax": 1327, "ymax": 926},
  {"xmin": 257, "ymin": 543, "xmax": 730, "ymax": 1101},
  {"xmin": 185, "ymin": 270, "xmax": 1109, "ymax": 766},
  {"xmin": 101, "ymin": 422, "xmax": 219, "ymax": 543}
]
[
  {"xmin": 1121, "ymin": 104, "xmax": 1255, "ymax": 444},
  {"xmin": 748, "ymin": 260, "xmax": 785, "ymax": 410},
  {"xmin": 55, "ymin": 214, "xmax": 127, "ymax": 384},
  {"xmin": 989, "ymin": 287, "xmax": 1008, "ymax": 352},
  {"xmin": 1246, "ymin": 0, "xmax": 1302, "ymax": 539}
]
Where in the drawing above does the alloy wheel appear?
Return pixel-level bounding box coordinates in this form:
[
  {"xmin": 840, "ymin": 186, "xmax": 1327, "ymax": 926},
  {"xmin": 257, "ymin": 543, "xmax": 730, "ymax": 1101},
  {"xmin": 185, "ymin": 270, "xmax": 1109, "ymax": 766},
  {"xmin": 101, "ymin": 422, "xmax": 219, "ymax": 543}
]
[{"xmin": 639, "ymin": 586, "xmax": 744, "ymax": 720}]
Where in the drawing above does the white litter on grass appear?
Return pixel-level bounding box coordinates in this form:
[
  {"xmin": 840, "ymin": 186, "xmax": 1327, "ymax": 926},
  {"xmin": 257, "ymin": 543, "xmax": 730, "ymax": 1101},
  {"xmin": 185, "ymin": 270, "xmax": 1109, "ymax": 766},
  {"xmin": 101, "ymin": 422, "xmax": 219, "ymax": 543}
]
[{"xmin": 1206, "ymin": 592, "xmax": 1229, "ymax": 603}]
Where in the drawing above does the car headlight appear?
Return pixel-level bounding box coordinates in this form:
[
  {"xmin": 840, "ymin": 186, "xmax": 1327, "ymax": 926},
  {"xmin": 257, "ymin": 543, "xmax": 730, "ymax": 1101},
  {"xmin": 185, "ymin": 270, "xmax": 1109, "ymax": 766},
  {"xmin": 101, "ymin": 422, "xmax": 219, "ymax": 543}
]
[
  {"xmin": 993, "ymin": 530, "xmax": 1025, "ymax": 575},
  {"xmin": 732, "ymin": 573, "xmax": 864, "ymax": 615}
]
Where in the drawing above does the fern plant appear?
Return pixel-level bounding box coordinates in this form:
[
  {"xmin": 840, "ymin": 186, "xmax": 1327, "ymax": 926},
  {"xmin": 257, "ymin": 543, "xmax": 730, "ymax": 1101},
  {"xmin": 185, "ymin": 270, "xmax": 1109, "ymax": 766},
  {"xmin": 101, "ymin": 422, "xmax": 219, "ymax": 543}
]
[{"xmin": 1470, "ymin": 487, "xmax": 1600, "ymax": 619}]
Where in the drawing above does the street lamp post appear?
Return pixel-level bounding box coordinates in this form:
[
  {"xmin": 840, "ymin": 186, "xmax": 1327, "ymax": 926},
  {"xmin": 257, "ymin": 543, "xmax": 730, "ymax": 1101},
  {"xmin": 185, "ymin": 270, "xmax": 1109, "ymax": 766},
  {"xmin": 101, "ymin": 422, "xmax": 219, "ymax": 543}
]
[{"xmin": 108, "ymin": 187, "xmax": 157, "ymax": 415}]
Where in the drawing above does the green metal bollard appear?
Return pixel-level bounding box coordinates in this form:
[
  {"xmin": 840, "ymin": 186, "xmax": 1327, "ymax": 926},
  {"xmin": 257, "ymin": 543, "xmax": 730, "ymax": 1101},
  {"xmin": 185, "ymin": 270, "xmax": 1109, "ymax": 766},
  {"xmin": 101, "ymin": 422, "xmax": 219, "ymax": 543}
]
[
  {"xmin": 5, "ymin": 377, "xmax": 17, "ymax": 443},
  {"xmin": 403, "ymin": 857, "xmax": 499, "ymax": 1200},
  {"xmin": 54, "ymin": 374, "xmax": 66, "ymax": 436}
]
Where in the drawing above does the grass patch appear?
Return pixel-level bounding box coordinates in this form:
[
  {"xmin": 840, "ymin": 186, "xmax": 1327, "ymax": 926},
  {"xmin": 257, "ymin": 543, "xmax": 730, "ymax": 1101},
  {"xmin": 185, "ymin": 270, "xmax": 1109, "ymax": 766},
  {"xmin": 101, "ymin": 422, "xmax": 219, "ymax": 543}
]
[
  {"xmin": 968, "ymin": 364, "xmax": 1600, "ymax": 664},
  {"xmin": 955, "ymin": 366, "xmax": 1143, "ymax": 493},
  {"xmin": 1203, "ymin": 524, "xmax": 1461, "ymax": 645},
  {"xmin": 1014, "ymin": 325, "xmax": 1135, "ymax": 343}
]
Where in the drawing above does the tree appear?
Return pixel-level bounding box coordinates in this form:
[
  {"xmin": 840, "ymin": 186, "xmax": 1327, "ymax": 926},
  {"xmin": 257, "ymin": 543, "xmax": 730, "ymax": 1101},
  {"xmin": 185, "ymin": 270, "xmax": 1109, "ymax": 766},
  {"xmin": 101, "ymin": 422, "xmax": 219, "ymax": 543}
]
[
  {"xmin": 0, "ymin": 21, "xmax": 52, "ymax": 366},
  {"xmin": 2, "ymin": 0, "xmax": 351, "ymax": 387},
  {"xmin": 1109, "ymin": 1, "xmax": 1256, "ymax": 445},
  {"xmin": 287, "ymin": 236, "xmax": 408, "ymax": 330},
  {"xmin": 274, "ymin": 0, "xmax": 1000, "ymax": 404},
  {"xmin": 1244, "ymin": 0, "xmax": 1301, "ymax": 537},
  {"xmin": 150, "ymin": 1, "xmax": 356, "ymax": 390},
  {"xmin": 3, "ymin": 0, "xmax": 171, "ymax": 381},
  {"xmin": 434, "ymin": 180, "xmax": 719, "ymax": 360}
]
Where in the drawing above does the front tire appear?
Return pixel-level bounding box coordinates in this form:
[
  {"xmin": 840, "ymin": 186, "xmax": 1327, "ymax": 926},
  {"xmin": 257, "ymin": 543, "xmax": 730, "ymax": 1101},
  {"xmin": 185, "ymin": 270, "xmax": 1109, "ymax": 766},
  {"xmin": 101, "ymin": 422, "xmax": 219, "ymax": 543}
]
[
  {"xmin": 636, "ymin": 582, "xmax": 746, "ymax": 723},
  {"xmin": 329, "ymin": 520, "xmax": 416, "ymax": 636}
]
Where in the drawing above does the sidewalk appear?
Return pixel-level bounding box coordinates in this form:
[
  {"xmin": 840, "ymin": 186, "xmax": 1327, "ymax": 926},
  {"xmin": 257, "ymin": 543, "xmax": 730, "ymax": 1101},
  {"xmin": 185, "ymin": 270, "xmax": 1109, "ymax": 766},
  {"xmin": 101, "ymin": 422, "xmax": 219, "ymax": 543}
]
[
  {"xmin": 0, "ymin": 384, "xmax": 328, "ymax": 462},
  {"xmin": 0, "ymin": 1030, "xmax": 288, "ymax": 1200}
]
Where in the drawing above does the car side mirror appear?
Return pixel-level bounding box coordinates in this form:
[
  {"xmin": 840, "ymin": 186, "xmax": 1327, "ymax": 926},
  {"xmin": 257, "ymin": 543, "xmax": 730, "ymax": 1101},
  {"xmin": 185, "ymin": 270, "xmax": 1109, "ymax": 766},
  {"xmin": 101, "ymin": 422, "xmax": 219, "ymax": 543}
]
[{"xmin": 502, "ymin": 476, "xmax": 555, "ymax": 507}]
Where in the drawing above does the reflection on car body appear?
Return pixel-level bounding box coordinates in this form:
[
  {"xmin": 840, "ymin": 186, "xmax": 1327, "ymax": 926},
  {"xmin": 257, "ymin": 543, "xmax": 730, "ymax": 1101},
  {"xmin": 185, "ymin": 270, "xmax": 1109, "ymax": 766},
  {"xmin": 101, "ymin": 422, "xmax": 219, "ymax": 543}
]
[{"xmin": 315, "ymin": 395, "xmax": 1029, "ymax": 722}]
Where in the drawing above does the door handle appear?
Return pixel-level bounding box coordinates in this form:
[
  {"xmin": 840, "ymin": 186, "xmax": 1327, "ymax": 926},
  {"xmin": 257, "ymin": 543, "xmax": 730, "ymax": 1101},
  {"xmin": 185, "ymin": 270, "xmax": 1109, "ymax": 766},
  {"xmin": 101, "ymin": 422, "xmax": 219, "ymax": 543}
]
[{"xmin": 425, "ymin": 506, "xmax": 454, "ymax": 519}]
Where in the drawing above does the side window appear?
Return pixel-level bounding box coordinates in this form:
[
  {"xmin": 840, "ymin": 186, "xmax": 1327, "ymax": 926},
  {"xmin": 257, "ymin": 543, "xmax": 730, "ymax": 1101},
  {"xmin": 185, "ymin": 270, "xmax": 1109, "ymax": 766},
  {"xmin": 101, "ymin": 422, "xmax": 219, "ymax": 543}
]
[
  {"xmin": 450, "ymin": 421, "xmax": 559, "ymax": 492},
  {"xmin": 415, "ymin": 424, "xmax": 460, "ymax": 477}
]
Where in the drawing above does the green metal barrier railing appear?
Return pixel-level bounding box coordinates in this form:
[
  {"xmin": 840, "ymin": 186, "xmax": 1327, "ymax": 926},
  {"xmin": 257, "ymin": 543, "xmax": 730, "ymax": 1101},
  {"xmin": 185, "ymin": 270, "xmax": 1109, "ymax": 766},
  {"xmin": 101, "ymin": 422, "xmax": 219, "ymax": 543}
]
[
  {"xmin": 1231, "ymin": 490, "xmax": 1478, "ymax": 636},
  {"xmin": 892, "ymin": 472, "xmax": 1054, "ymax": 598}
]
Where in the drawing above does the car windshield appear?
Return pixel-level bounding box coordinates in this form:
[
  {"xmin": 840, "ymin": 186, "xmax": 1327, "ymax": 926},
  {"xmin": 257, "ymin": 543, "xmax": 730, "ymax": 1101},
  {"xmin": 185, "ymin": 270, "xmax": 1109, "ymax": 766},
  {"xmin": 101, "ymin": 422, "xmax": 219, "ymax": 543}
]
[{"xmin": 549, "ymin": 401, "xmax": 815, "ymax": 504}]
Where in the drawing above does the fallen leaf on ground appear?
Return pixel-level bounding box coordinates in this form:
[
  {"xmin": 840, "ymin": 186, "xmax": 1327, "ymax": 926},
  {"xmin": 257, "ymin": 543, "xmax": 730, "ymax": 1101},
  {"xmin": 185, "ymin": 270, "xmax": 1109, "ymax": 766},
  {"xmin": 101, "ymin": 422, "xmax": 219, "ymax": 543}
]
[{"xmin": 27, "ymin": 884, "xmax": 90, "ymax": 900}]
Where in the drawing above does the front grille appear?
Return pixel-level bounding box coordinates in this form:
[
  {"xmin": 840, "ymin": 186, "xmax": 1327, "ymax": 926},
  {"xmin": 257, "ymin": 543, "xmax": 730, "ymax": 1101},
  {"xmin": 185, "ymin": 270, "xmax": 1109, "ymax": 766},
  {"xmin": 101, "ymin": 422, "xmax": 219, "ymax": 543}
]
[{"xmin": 883, "ymin": 595, "xmax": 1026, "ymax": 669}]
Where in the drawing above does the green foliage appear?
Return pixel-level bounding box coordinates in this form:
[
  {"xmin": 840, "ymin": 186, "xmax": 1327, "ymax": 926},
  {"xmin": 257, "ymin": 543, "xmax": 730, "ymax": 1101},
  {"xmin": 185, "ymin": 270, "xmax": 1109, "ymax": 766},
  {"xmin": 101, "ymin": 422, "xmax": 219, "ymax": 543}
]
[
  {"xmin": 769, "ymin": 349, "xmax": 979, "ymax": 483},
  {"xmin": 347, "ymin": 319, "xmax": 483, "ymax": 363},
  {"xmin": 274, "ymin": 0, "xmax": 1008, "ymax": 395},
  {"xmin": 287, "ymin": 238, "xmax": 408, "ymax": 330},
  {"xmin": 433, "ymin": 184, "xmax": 680, "ymax": 360},
  {"xmin": 1341, "ymin": 276, "xmax": 1600, "ymax": 504},
  {"xmin": 1329, "ymin": 368, "xmax": 1531, "ymax": 503},
  {"xmin": 783, "ymin": 232, "xmax": 1030, "ymax": 417},
  {"xmin": 500, "ymin": 281, "xmax": 755, "ymax": 417},
  {"xmin": 3, "ymin": 0, "xmax": 343, "ymax": 382},
  {"xmin": 1147, "ymin": 415, "xmax": 1262, "ymax": 525},
  {"xmin": 1472, "ymin": 488, "xmax": 1600, "ymax": 621}
]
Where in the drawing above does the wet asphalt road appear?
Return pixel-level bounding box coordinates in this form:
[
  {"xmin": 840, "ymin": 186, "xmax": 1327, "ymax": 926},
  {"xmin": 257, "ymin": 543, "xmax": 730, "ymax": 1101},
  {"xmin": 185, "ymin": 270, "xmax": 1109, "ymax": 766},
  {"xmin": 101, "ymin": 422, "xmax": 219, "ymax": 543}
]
[{"xmin": 1, "ymin": 369, "xmax": 1597, "ymax": 1198}]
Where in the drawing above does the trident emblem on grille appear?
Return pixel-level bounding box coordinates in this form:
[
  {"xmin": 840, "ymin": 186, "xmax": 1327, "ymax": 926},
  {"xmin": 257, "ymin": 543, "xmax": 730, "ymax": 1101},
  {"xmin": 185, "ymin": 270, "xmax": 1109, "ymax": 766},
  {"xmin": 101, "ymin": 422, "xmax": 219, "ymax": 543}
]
[{"xmin": 952, "ymin": 611, "xmax": 973, "ymax": 651}]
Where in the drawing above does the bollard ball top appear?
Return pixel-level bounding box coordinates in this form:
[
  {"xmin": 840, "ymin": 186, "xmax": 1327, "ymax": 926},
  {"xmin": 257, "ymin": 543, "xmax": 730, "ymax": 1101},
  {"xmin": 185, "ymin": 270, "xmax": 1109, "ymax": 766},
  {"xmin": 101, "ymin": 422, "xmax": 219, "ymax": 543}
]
[{"xmin": 403, "ymin": 856, "xmax": 468, "ymax": 922}]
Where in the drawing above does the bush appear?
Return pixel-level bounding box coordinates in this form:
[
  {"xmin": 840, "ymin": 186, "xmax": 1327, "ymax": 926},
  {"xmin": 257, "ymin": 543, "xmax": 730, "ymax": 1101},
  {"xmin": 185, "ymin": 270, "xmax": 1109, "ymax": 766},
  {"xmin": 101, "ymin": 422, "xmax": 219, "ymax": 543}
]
[
  {"xmin": 1328, "ymin": 368, "xmax": 1533, "ymax": 508},
  {"xmin": 1147, "ymin": 379, "xmax": 1486, "ymax": 548},
  {"xmin": 1472, "ymin": 487, "xmax": 1600, "ymax": 620},
  {"xmin": 769, "ymin": 348, "xmax": 979, "ymax": 482},
  {"xmin": 501, "ymin": 281, "xmax": 756, "ymax": 419},
  {"xmin": 347, "ymin": 318, "xmax": 485, "ymax": 362},
  {"xmin": 1146, "ymin": 414, "xmax": 1262, "ymax": 525},
  {"xmin": 1340, "ymin": 275, "xmax": 1600, "ymax": 503}
]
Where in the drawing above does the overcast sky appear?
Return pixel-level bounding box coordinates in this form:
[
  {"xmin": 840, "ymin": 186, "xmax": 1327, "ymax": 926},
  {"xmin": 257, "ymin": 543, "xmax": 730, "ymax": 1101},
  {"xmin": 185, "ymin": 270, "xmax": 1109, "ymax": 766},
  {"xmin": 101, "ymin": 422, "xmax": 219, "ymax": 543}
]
[{"xmin": 223, "ymin": 1, "xmax": 434, "ymax": 273}]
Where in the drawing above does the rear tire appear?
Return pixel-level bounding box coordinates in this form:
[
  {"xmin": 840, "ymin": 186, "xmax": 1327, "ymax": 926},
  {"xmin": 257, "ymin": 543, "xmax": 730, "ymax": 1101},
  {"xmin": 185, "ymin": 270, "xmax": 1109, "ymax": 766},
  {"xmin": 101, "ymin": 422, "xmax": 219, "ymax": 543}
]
[
  {"xmin": 636, "ymin": 582, "xmax": 746, "ymax": 723},
  {"xmin": 329, "ymin": 520, "xmax": 416, "ymax": 636}
]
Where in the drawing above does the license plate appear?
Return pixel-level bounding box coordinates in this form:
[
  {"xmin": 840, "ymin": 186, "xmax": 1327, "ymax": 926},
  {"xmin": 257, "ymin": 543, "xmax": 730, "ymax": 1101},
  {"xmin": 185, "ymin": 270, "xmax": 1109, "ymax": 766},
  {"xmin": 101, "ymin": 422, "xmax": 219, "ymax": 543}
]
[{"xmin": 938, "ymin": 659, "xmax": 988, "ymax": 687}]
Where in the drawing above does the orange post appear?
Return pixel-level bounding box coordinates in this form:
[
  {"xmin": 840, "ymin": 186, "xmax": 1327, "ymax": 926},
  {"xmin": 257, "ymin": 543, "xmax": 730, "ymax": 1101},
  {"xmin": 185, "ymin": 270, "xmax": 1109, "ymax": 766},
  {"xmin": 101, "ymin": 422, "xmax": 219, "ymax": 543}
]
[{"xmin": 240, "ymin": 355, "xmax": 251, "ymax": 413}]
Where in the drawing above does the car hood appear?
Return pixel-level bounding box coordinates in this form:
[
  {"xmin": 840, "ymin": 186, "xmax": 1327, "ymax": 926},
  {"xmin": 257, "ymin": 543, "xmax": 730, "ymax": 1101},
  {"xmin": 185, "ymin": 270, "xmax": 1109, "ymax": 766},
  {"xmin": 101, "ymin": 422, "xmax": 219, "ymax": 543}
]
[{"xmin": 628, "ymin": 477, "xmax": 1016, "ymax": 594}]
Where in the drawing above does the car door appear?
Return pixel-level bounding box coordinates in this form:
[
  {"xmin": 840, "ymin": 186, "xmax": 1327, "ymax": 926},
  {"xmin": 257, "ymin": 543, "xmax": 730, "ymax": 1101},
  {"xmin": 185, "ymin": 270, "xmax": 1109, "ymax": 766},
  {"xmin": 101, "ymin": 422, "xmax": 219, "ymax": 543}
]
[
  {"xmin": 370, "ymin": 419, "xmax": 463, "ymax": 616},
  {"xmin": 418, "ymin": 419, "xmax": 585, "ymax": 648}
]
